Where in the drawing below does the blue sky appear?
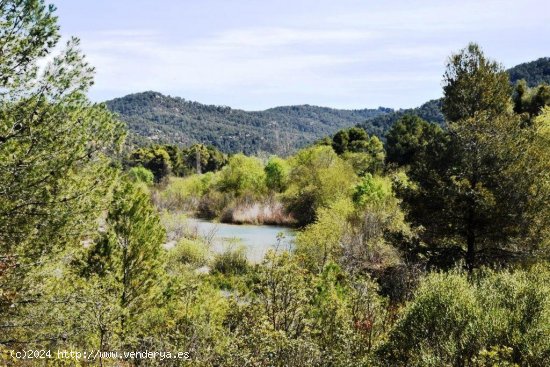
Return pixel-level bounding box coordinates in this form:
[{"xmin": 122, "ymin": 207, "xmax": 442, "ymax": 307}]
[{"xmin": 53, "ymin": 0, "xmax": 549, "ymax": 110}]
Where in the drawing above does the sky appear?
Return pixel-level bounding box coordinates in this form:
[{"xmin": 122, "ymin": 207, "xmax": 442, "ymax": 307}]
[{"xmin": 53, "ymin": 0, "xmax": 549, "ymax": 110}]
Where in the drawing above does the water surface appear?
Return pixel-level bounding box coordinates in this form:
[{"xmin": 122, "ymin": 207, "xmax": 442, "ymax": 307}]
[{"xmin": 186, "ymin": 218, "xmax": 295, "ymax": 262}]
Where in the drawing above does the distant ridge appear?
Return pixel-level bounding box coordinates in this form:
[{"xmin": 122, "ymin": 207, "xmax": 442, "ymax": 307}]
[
  {"xmin": 358, "ymin": 57, "xmax": 550, "ymax": 133},
  {"xmin": 106, "ymin": 57, "xmax": 550, "ymax": 155},
  {"xmin": 106, "ymin": 92, "xmax": 390, "ymax": 155}
]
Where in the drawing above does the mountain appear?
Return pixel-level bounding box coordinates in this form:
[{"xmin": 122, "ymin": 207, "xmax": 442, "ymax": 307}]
[
  {"xmin": 508, "ymin": 57, "xmax": 550, "ymax": 86},
  {"xmin": 106, "ymin": 92, "xmax": 390, "ymax": 155},
  {"xmin": 357, "ymin": 57, "xmax": 550, "ymax": 133},
  {"xmin": 358, "ymin": 99, "xmax": 445, "ymax": 134},
  {"xmin": 107, "ymin": 57, "xmax": 550, "ymax": 155}
]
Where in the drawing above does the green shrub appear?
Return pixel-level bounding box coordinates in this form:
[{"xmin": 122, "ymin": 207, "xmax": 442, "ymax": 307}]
[
  {"xmin": 476, "ymin": 265, "xmax": 550, "ymax": 366},
  {"xmin": 212, "ymin": 245, "xmax": 249, "ymax": 275},
  {"xmin": 265, "ymin": 156, "xmax": 290, "ymax": 192},
  {"xmin": 284, "ymin": 146, "xmax": 357, "ymax": 225},
  {"xmin": 167, "ymin": 239, "xmax": 209, "ymax": 268},
  {"xmin": 377, "ymin": 265, "xmax": 550, "ymax": 366},
  {"xmin": 295, "ymin": 199, "xmax": 354, "ymax": 272},
  {"xmin": 158, "ymin": 174, "xmax": 216, "ymax": 211},
  {"xmin": 128, "ymin": 166, "xmax": 155, "ymax": 185},
  {"xmin": 377, "ymin": 271, "xmax": 482, "ymax": 366},
  {"xmin": 217, "ymin": 154, "xmax": 266, "ymax": 197}
]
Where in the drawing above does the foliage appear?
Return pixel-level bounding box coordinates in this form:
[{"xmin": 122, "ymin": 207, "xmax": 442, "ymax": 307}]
[
  {"xmin": 331, "ymin": 127, "xmax": 385, "ymax": 173},
  {"xmin": 264, "ymin": 156, "xmax": 290, "ymax": 193},
  {"xmin": 402, "ymin": 45, "xmax": 550, "ymax": 271},
  {"xmin": 157, "ymin": 174, "xmax": 215, "ymax": 211},
  {"xmin": 284, "ymin": 146, "xmax": 357, "ymax": 225},
  {"xmin": 344, "ymin": 173, "xmax": 407, "ymax": 273},
  {"xmin": 378, "ymin": 266, "xmax": 550, "ymax": 366},
  {"xmin": 3, "ymin": 3, "xmax": 550, "ymax": 364},
  {"xmin": 0, "ymin": 0, "xmax": 125, "ymax": 348},
  {"xmin": 513, "ymin": 80, "xmax": 550, "ymax": 119},
  {"xmin": 79, "ymin": 180, "xmax": 166, "ymax": 342},
  {"xmin": 167, "ymin": 238, "xmax": 209, "ymax": 269},
  {"xmin": 217, "ymin": 154, "xmax": 266, "ymax": 197},
  {"xmin": 385, "ymin": 114, "xmax": 444, "ymax": 167},
  {"xmin": 211, "ymin": 245, "xmax": 249, "ymax": 275},
  {"xmin": 183, "ymin": 143, "xmax": 228, "ymax": 175},
  {"xmin": 442, "ymin": 43, "xmax": 512, "ymax": 122},
  {"xmin": 295, "ymin": 199, "xmax": 354, "ymax": 273},
  {"xmin": 127, "ymin": 165, "xmax": 154, "ymax": 185},
  {"xmin": 128, "ymin": 146, "xmax": 172, "ymax": 183}
]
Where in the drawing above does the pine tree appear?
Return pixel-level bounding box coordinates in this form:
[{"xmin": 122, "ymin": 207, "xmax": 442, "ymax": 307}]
[
  {"xmin": 404, "ymin": 45, "xmax": 550, "ymax": 271},
  {"xmin": 0, "ymin": 0, "xmax": 124, "ymax": 346}
]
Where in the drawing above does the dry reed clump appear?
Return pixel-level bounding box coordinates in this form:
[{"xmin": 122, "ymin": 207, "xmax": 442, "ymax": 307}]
[{"xmin": 220, "ymin": 201, "xmax": 295, "ymax": 225}]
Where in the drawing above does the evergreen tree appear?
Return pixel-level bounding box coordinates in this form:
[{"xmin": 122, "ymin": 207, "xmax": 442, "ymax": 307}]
[
  {"xmin": 81, "ymin": 180, "xmax": 166, "ymax": 344},
  {"xmin": 0, "ymin": 0, "xmax": 124, "ymax": 344},
  {"xmin": 385, "ymin": 115, "xmax": 444, "ymax": 167},
  {"xmin": 442, "ymin": 43, "xmax": 512, "ymax": 123},
  {"xmin": 403, "ymin": 45, "xmax": 550, "ymax": 271}
]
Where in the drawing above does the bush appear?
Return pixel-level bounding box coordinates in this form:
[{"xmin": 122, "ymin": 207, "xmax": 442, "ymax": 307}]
[
  {"xmin": 217, "ymin": 154, "xmax": 266, "ymax": 197},
  {"xmin": 377, "ymin": 265, "xmax": 550, "ymax": 366},
  {"xmin": 212, "ymin": 245, "xmax": 249, "ymax": 275},
  {"xmin": 377, "ymin": 271, "xmax": 481, "ymax": 366},
  {"xmin": 167, "ymin": 239, "xmax": 209, "ymax": 268},
  {"xmin": 265, "ymin": 156, "xmax": 290, "ymax": 192},
  {"xmin": 157, "ymin": 174, "xmax": 216, "ymax": 211},
  {"xmin": 284, "ymin": 146, "xmax": 357, "ymax": 225},
  {"xmin": 295, "ymin": 199, "xmax": 354, "ymax": 272},
  {"xmin": 128, "ymin": 166, "xmax": 154, "ymax": 185}
]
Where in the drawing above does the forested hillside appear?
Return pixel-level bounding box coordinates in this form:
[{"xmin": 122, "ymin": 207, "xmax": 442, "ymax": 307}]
[
  {"xmin": 358, "ymin": 57, "xmax": 550, "ymax": 132},
  {"xmin": 358, "ymin": 98, "xmax": 445, "ymax": 133},
  {"xmin": 106, "ymin": 92, "xmax": 390, "ymax": 155},
  {"xmin": 508, "ymin": 57, "xmax": 550, "ymax": 86},
  {"xmin": 107, "ymin": 58, "xmax": 549, "ymax": 155}
]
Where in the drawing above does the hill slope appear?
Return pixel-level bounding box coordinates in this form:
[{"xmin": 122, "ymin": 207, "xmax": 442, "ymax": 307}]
[
  {"xmin": 508, "ymin": 57, "xmax": 550, "ymax": 86},
  {"xmin": 358, "ymin": 57, "xmax": 550, "ymax": 133},
  {"xmin": 107, "ymin": 57, "xmax": 549, "ymax": 154},
  {"xmin": 106, "ymin": 92, "xmax": 390, "ymax": 155}
]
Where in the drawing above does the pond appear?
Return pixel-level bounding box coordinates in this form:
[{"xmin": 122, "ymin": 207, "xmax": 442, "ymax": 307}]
[{"xmin": 186, "ymin": 218, "xmax": 295, "ymax": 263}]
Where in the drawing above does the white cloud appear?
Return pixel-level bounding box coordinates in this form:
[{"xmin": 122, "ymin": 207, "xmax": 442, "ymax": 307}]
[{"xmin": 66, "ymin": 0, "xmax": 548, "ymax": 109}]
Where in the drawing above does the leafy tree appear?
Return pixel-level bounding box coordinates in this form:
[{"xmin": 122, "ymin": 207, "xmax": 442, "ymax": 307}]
[
  {"xmin": 405, "ymin": 113, "xmax": 549, "ymax": 271},
  {"xmin": 332, "ymin": 127, "xmax": 385, "ymax": 175},
  {"xmin": 513, "ymin": 80, "xmax": 550, "ymax": 119},
  {"xmin": 442, "ymin": 42, "xmax": 512, "ymax": 123},
  {"xmin": 284, "ymin": 146, "xmax": 357, "ymax": 225},
  {"xmin": 0, "ymin": 0, "xmax": 59, "ymax": 91},
  {"xmin": 217, "ymin": 154, "xmax": 266, "ymax": 197},
  {"xmin": 129, "ymin": 146, "xmax": 172, "ymax": 183},
  {"xmin": 295, "ymin": 199, "xmax": 354, "ymax": 273},
  {"xmin": 332, "ymin": 127, "xmax": 384, "ymax": 156},
  {"xmin": 183, "ymin": 143, "xmax": 227, "ymax": 174},
  {"xmin": 162, "ymin": 144, "xmax": 186, "ymax": 176},
  {"xmin": 264, "ymin": 156, "xmax": 290, "ymax": 193},
  {"xmin": 385, "ymin": 115, "xmax": 444, "ymax": 166}
]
